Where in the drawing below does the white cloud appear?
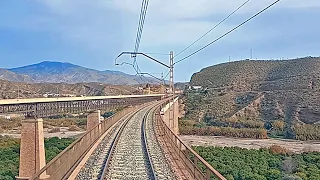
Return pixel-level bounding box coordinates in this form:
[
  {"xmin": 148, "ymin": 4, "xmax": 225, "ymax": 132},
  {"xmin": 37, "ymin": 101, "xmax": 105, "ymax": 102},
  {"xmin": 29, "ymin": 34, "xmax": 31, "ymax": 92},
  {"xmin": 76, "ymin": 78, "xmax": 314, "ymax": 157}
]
[
  {"xmin": 114, "ymin": 0, "xmax": 320, "ymax": 18},
  {"xmin": 111, "ymin": 0, "xmax": 320, "ymax": 49},
  {"xmin": 21, "ymin": 0, "xmax": 320, "ymax": 54},
  {"xmin": 142, "ymin": 21, "xmax": 221, "ymax": 45}
]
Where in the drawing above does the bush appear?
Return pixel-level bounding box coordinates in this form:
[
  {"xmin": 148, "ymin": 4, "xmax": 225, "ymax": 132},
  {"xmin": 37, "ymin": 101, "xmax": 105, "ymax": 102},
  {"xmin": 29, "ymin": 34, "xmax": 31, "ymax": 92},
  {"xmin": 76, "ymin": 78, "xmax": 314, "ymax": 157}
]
[
  {"xmin": 269, "ymin": 145, "xmax": 289, "ymax": 155},
  {"xmin": 0, "ymin": 118, "xmax": 21, "ymax": 131},
  {"xmin": 180, "ymin": 125, "xmax": 268, "ymax": 139},
  {"xmin": 68, "ymin": 125, "xmax": 81, "ymax": 131},
  {"xmin": 283, "ymin": 174, "xmax": 302, "ymax": 180},
  {"xmin": 0, "ymin": 127, "xmax": 4, "ymax": 133},
  {"xmin": 48, "ymin": 127, "xmax": 60, "ymax": 133},
  {"xmin": 102, "ymin": 111, "xmax": 114, "ymax": 118},
  {"xmin": 193, "ymin": 146, "xmax": 320, "ymax": 180}
]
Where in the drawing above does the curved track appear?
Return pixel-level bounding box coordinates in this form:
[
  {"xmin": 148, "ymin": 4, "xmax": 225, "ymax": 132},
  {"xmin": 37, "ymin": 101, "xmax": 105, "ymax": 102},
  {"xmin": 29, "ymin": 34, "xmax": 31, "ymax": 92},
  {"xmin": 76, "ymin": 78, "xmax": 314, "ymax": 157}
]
[{"xmin": 76, "ymin": 102, "xmax": 176, "ymax": 180}]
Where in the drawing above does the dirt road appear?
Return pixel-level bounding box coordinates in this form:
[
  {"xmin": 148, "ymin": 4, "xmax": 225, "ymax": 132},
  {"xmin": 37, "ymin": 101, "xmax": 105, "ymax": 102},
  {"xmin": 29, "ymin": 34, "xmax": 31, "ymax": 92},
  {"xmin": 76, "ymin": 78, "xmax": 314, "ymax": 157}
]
[
  {"xmin": 1, "ymin": 127, "xmax": 84, "ymax": 139},
  {"xmin": 180, "ymin": 135, "xmax": 320, "ymax": 153}
]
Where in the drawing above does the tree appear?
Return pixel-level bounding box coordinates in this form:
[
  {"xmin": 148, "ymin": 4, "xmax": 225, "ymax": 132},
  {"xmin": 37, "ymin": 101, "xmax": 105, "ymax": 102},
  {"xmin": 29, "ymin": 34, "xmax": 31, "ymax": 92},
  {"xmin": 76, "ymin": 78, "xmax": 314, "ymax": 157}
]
[{"xmin": 282, "ymin": 157, "xmax": 297, "ymax": 174}]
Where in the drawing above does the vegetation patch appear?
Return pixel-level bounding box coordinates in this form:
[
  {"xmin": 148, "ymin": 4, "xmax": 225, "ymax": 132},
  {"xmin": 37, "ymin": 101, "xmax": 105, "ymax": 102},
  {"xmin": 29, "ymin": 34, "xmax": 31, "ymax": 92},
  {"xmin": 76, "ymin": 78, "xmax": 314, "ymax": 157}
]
[
  {"xmin": 179, "ymin": 120, "xmax": 267, "ymax": 139},
  {"xmin": 0, "ymin": 118, "xmax": 22, "ymax": 131},
  {"xmin": 0, "ymin": 136, "xmax": 75, "ymax": 180},
  {"xmin": 193, "ymin": 146, "xmax": 320, "ymax": 180}
]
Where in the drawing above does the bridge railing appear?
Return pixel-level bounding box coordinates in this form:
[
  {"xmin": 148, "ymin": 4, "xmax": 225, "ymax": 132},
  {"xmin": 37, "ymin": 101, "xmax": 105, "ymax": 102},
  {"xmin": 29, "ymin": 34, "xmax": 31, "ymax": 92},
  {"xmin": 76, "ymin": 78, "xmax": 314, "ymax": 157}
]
[
  {"xmin": 155, "ymin": 107, "xmax": 226, "ymax": 180},
  {"xmin": 30, "ymin": 103, "xmax": 150, "ymax": 180}
]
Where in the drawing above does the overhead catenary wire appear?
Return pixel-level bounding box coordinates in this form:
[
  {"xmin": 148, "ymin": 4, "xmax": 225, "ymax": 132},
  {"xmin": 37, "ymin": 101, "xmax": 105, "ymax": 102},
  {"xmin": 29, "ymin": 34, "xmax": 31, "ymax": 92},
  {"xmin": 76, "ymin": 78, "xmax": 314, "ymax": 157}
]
[
  {"xmin": 135, "ymin": 0, "xmax": 149, "ymax": 52},
  {"xmin": 114, "ymin": 64, "xmax": 147, "ymax": 84},
  {"xmin": 174, "ymin": 0, "xmax": 281, "ymax": 65},
  {"xmin": 134, "ymin": 0, "xmax": 149, "ymax": 54},
  {"xmin": 132, "ymin": 63, "xmax": 148, "ymax": 83},
  {"xmin": 163, "ymin": 70, "xmax": 170, "ymax": 80},
  {"xmin": 121, "ymin": 0, "xmax": 150, "ymax": 84},
  {"xmin": 174, "ymin": 0, "xmax": 250, "ymax": 58},
  {"xmin": 133, "ymin": 0, "xmax": 150, "ymax": 73}
]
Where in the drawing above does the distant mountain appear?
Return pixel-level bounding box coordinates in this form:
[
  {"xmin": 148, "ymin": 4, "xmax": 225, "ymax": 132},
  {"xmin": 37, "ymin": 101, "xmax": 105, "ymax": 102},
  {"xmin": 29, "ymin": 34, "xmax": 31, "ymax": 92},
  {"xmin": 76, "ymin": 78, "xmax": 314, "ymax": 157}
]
[
  {"xmin": 8, "ymin": 61, "xmax": 158, "ymax": 85},
  {"xmin": 0, "ymin": 68, "xmax": 33, "ymax": 82},
  {"xmin": 102, "ymin": 70, "xmax": 128, "ymax": 75}
]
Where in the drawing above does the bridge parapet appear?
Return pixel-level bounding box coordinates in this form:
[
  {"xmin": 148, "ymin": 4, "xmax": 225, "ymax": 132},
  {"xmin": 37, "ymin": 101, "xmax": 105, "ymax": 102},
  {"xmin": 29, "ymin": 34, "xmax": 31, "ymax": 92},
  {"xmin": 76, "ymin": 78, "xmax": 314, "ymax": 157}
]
[
  {"xmin": 156, "ymin": 107, "xmax": 226, "ymax": 180},
  {"xmin": 160, "ymin": 97, "xmax": 179, "ymax": 134}
]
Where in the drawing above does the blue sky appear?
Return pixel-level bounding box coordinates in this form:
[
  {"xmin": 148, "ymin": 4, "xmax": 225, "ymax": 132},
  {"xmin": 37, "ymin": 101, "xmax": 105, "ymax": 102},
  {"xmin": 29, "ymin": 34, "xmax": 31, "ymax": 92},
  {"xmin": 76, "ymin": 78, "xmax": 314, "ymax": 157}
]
[{"xmin": 0, "ymin": 0, "xmax": 319, "ymax": 82}]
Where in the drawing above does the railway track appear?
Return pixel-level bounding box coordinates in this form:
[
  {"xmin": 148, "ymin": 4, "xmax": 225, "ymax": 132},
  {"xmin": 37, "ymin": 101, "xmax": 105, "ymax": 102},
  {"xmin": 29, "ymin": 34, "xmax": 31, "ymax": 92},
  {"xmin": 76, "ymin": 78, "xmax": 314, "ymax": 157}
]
[
  {"xmin": 76, "ymin": 102, "xmax": 176, "ymax": 180},
  {"xmin": 144, "ymin": 106, "xmax": 178, "ymax": 180}
]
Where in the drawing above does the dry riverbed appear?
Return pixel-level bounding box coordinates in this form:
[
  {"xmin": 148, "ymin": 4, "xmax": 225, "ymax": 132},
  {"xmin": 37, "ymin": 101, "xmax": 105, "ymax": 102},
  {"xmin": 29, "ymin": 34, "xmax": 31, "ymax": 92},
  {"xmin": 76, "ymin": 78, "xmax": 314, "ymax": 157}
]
[
  {"xmin": 180, "ymin": 135, "xmax": 320, "ymax": 153},
  {"xmin": 1, "ymin": 127, "xmax": 85, "ymax": 138}
]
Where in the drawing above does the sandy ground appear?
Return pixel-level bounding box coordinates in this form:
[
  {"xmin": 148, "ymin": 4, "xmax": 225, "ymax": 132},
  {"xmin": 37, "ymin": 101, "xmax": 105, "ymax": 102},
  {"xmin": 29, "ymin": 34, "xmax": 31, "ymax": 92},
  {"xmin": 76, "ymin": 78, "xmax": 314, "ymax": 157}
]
[
  {"xmin": 1, "ymin": 127, "xmax": 85, "ymax": 138},
  {"xmin": 179, "ymin": 135, "xmax": 320, "ymax": 153}
]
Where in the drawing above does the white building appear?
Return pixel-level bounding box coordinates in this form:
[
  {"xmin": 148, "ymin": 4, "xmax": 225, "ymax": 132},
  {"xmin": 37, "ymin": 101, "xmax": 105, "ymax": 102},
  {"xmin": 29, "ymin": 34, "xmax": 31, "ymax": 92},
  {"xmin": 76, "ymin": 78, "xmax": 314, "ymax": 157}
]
[{"xmin": 188, "ymin": 86, "xmax": 202, "ymax": 90}]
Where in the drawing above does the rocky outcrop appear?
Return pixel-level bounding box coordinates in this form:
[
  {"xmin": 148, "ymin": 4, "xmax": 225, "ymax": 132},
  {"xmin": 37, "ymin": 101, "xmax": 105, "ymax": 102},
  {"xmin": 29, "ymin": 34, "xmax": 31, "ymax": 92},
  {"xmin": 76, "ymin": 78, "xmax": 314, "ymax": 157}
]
[
  {"xmin": 0, "ymin": 68, "xmax": 33, "ymax": 83},
  {"xmin": 228, "ymin": 94, "xmax": 264, "ymax": 122}
]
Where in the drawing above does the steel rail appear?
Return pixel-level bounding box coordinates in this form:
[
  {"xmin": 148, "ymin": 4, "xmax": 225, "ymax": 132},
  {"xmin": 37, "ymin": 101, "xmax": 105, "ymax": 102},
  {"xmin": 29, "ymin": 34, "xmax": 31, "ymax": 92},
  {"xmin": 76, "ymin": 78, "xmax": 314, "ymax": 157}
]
[
  {"xmin": 99, "ymin": 101, "xmax": 162, "ymax": 179},
  {"xmin": 141, "ymin": 107, "xmax": 157, "ymax": 180},
  {"xmin": 98, "ymin": 105, "xmax": 146, "ymax": 179}
]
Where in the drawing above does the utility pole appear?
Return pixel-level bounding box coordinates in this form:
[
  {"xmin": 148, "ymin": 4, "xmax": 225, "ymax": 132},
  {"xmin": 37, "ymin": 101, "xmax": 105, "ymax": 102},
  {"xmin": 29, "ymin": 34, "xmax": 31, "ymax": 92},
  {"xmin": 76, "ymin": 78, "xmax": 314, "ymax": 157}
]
[
  {"xmin": 169, "ymin": 51, "xmax": 174, "ymax": 94},
  {"xmin": 17, "ymin": 86, "xmax": 20, "ymax": 99},
  {"xmin": 161, "ymin": 72, "xmax": 165, "ymax": 94},
  {"xmin": 229, "ymin": 56, "xmax": 231, "ymax": 62},
  {"xmin": 135, "ymin": 72, "xmax": 165, "ymax": 94},
  {"xmin": 115, "ymin": 51, "xmax": 176, "ymax": 131},
  {"xmin": 169, "ymin": 51, "xmax": 175, "ymax": 130},
  {"xmin": 250, "ymin": 49, "xmax": 253, "ymax": 60}
]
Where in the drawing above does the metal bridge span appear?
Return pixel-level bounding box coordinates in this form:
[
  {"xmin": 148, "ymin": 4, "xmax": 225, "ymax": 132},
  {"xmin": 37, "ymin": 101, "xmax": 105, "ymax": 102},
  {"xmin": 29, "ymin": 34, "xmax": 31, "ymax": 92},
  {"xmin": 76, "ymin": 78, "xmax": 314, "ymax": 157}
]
[
  {"xmin": 5, "ymin": 95, "xmax": 226, "ymax": 180},
  {"xmin": 0, "ymin": 94, "xmax": 163, "ymax": 117}
]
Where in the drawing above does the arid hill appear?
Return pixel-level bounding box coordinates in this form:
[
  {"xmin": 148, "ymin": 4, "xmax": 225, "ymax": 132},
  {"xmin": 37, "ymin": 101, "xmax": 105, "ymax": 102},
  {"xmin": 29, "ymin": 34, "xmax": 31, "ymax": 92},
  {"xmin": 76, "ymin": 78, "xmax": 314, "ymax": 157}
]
[
  {"xmin": 0, "ymin": 79, "xmax": 141, "ymax": 99},
  {"xmin": 0, "ymin": 68, "xmax": 33, "ymax": 83},
  {"xmin": 185, "ymin": 57, "xmax": 320, "ymax": 140}
]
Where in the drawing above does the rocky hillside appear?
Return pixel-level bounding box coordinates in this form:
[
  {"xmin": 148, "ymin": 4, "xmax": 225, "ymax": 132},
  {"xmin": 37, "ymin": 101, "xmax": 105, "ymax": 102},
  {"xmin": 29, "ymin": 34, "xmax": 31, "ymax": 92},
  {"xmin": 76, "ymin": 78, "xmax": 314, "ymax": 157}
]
[
  {"xmin": 191, "ymin": 57, "xmax": 320, "ymax": 91},
  {"xmin": 175, "ymin": 82, "xmax": 189, "ymax": 90},
  {"xmin": 185, "ymin": 57, "xmax": 320, "ymax": 139},
  {"xmin": 0, "ymin": 79, "xmax": 140, "ymax": 99},
  {"xmin": 7, "ymin": 61, "xmax": 157, "ymax": 85},
  {"xmin": 0, "ymin": 68, "xmax": 33, "ymax": 83}
]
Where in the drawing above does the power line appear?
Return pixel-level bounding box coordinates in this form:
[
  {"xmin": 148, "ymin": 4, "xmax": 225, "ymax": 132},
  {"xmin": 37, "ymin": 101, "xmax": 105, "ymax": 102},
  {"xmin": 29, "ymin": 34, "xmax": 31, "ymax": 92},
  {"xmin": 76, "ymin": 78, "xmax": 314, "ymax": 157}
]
[
  {"xmin": 113, "ymin": 64, "xmax": 147, "ymax": 85},
  {"xmin": 132, "ymin": 63, "xmax": 148, "ymax": 83},
  {"xmin": 133, "ymin": 0, "xmax": 150, "ymax": 72},
  {"xmin": 174, "ymin": 0, "xmax": 250, "ymax": 58},
  {"xmin": 114, "ymin": 1, "xmax": 150, "ymax": 85},
  {"xmin": 174, "ymin": 0, "xmax": 281, "ymax": 65},
  {"xmin": 134, "ymin": 0, "xmax": 149, "ymax": 54},
  {"xmin": 164, "ymin": 70, "xmax": 170, "ymax": 80},
  {"xmin": 125, "ymin": 0, "xmax": 150, "ymax": 84}
]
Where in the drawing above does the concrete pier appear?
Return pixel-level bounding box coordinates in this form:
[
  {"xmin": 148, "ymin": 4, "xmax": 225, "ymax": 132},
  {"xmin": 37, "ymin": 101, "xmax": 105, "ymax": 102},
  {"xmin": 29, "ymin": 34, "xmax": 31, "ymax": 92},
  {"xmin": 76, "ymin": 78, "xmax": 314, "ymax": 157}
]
[
  {"xmin": 16, "ymin": 118, "xmax": 48, "ymax": 180},
  {"xmin": 87, "ymin": 110, "xmax": 101, "ymax": 131}
]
